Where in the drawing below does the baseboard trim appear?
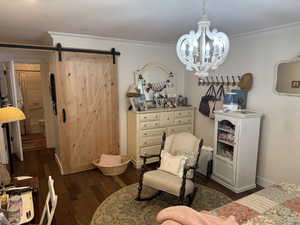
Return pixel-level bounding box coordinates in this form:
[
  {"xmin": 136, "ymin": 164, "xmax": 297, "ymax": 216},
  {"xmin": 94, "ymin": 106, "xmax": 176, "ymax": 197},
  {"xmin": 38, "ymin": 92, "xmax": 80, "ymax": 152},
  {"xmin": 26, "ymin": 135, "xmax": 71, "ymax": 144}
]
[
  {"xmin": 211, "ymin": 175, "xmax": 257, "ymax": 193},
  {"xmin": 54, "ymin": 153, "xmax": 64, "ymax": 175},
  {"xmin": 256, "ymin": 176, "xmax": 275, "ymax": 188}
]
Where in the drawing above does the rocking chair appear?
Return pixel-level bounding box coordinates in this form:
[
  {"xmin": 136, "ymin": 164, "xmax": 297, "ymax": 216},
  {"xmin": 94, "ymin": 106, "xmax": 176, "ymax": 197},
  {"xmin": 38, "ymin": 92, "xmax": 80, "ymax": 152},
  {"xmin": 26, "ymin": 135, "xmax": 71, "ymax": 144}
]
[{"xmin": 136, "ymin": 132, "xmax": 204, "ymax": 206}]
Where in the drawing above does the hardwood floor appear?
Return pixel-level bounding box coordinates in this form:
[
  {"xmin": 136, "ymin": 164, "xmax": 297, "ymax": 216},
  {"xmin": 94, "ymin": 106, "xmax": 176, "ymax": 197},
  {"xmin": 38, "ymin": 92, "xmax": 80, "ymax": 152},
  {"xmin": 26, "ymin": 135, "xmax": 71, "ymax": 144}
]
[
  {"xmin": 13, "ymin": 147, "xmax": 262, "ymax": 225},
  {"xmin": 22, "ymin": 133, "xmax": 47, "ymax": 152},
  {"xmin": 14, "ymin": 149, "xmax": 139, "ymax": 225}
]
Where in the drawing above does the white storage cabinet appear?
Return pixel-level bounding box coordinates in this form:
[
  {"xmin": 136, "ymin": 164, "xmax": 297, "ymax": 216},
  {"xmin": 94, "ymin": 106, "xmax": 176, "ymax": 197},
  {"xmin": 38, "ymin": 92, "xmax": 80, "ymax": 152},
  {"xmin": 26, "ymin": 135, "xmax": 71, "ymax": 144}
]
[{"xmin": 212, "ymin": 111, "xmax": 262, "ymax": 193}]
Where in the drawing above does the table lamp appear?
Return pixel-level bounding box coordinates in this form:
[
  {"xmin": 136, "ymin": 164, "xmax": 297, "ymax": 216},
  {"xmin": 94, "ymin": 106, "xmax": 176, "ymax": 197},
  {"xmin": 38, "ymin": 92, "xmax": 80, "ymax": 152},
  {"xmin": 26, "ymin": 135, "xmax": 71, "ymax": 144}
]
[
  {"xmin": 126, "ymin": 84, "xmax": 141, "ymax": 97},
  {"xmin": 0, "ymin": 106, "xmax": 25, "ymax": 174}
]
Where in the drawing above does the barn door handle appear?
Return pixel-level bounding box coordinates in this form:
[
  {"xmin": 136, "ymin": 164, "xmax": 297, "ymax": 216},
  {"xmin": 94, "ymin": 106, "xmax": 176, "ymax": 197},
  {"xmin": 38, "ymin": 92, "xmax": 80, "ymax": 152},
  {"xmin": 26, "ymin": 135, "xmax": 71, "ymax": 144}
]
[{"xmin": 62, "ymin": 109, "xmax": 67, "ymax": 123}]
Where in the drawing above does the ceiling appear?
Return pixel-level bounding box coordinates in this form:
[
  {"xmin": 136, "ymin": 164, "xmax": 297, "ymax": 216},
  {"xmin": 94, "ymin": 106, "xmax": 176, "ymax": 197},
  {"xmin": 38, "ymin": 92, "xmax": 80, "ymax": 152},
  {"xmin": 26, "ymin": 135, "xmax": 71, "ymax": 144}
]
[{"xmin": 1, "ymin": 0, "xmax": 300, "ymax": 44}]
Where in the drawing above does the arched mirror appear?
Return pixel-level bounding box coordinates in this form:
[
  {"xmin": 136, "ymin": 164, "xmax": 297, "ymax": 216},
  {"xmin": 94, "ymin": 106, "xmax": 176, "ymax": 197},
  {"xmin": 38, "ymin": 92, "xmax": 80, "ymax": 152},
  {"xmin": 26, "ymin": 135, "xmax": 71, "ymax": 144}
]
[{"xmin": 134, "ymin": 63, "xmax": 177, "ymax": 102}]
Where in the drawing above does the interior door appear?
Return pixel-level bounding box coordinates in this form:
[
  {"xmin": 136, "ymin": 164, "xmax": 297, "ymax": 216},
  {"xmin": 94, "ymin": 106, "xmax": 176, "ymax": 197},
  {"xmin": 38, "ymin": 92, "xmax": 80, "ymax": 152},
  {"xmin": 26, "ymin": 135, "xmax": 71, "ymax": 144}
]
[
  {"xmin": 5, "ymin": 61, "xmax": 24, "ymax": 161},
  {"xmin": 18, "ymin": 70, "xmax": 44, "ymax": 134},
  {"xmin": 55, "ymin": 53, "xmax": 119, "ymax": 174}
]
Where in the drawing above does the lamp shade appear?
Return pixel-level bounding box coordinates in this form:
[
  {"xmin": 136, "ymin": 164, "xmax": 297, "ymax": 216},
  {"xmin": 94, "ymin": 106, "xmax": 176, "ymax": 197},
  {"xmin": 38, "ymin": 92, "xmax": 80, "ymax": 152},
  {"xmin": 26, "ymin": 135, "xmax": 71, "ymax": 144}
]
[{"xmin": 0, "ymin": 107, "xmax": 26, "ymax": 123}]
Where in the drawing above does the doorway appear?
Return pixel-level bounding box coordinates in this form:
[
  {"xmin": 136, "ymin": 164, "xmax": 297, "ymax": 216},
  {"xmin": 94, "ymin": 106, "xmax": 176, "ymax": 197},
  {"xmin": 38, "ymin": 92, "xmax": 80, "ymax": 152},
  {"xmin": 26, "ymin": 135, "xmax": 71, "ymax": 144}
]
[{"xmin": 15, "ymin": 63, "xmax": 46, "ymax": 152}]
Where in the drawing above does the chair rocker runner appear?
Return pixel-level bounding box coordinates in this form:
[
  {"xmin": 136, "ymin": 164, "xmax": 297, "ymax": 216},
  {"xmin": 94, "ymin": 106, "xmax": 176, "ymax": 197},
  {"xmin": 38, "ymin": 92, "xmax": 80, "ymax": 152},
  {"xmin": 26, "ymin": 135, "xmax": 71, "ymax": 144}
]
[{"xmin": 136, "ymin": 132, "xmax": 204, "ymax": 206}]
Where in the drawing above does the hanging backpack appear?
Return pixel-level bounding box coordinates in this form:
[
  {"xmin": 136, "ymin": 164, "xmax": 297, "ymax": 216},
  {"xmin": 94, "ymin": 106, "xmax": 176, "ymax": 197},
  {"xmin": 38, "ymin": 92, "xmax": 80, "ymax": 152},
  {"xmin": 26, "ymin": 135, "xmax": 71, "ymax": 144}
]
[
  {"xmin": 199, "ymin": 85, "xmax": 216, "ymax": 117},
  {"xmin": 209, "ymin": 85, "xmax": 225, "ymax": 119}
]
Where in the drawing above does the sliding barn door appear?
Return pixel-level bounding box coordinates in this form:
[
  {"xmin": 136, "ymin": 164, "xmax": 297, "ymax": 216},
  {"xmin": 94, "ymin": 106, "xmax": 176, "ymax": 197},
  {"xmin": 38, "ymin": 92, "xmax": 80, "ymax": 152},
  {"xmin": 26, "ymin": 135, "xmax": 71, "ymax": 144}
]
[{"xmin": 55, "ymin": 53, "xmax": 119, "ymax": 174}]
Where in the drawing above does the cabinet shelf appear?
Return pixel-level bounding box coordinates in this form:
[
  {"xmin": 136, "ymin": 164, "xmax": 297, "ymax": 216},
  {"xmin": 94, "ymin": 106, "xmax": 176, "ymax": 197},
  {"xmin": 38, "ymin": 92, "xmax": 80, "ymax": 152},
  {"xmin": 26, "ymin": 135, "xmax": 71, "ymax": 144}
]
[
  {"xmin": 218, "ymin": 127, "xmax": 235, "ymax": 134},
  {"xmin": 218, "ymin": 139, "xmax": 235, "ymax": 146},
  {"xmin": 215, "ymin": 155, "xmax": 233, "ymax": 165}
]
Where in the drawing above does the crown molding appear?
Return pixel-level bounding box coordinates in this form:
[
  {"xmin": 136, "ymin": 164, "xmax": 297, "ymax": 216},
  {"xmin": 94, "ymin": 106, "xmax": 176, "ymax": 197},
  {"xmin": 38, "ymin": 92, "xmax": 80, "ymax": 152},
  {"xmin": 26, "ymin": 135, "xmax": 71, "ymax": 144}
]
[
  {"xmin": 232, "ymin": 21, "xmax": 300, "ymax": 39},
  {"xmin": 48, "ymin": 31, "xmax": 175, "ymax": 48},
  {"xmin": 49, "ymin": 21, "xmax": 300, "ymax": 47}
]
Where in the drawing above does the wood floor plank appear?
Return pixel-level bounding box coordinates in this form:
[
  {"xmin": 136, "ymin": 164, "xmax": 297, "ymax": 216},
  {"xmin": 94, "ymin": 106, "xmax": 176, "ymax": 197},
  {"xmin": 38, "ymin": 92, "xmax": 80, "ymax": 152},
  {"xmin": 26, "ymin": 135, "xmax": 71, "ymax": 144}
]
[{"xmin": 13, "ymin": 136, "xmax": 262, "ymax": 225}]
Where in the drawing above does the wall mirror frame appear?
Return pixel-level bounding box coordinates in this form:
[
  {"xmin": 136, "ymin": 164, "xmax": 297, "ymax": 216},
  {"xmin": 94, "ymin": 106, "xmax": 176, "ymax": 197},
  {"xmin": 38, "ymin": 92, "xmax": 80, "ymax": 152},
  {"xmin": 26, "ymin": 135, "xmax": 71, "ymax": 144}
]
[
  {"xmin": 133, "ymin": 62, "xmax": 177, "ymax": 102},
  {"xmin": 274, "ymin": 56, "xmax": 300, "ymax": 97}
]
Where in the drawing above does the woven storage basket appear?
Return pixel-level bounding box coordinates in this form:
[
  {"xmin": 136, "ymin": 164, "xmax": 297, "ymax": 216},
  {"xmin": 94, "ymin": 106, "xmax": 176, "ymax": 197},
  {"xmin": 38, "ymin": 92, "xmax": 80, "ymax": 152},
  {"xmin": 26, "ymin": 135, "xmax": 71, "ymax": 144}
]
[{"xmin": 92, "ymin": 155, "xmax": 131, "ymax": 176}]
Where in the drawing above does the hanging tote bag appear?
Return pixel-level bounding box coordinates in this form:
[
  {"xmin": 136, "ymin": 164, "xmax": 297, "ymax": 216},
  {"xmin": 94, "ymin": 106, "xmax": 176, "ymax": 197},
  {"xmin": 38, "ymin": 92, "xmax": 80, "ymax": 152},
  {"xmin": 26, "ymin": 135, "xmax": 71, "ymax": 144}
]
[
  {"xmin": 199, "ymin": 85, "xmax": 216, "ymax": 117},
  {"xmin": 209, "ymin": 85, "xmax": 225, "ymax": 119}
]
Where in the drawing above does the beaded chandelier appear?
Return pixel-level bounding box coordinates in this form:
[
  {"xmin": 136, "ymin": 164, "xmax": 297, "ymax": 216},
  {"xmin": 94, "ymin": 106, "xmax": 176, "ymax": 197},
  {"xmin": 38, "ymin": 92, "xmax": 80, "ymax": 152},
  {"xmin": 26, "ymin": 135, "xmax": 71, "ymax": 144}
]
[{"xmin": 176, "ymin": 0, "xmax": 230, "ymax": 77}]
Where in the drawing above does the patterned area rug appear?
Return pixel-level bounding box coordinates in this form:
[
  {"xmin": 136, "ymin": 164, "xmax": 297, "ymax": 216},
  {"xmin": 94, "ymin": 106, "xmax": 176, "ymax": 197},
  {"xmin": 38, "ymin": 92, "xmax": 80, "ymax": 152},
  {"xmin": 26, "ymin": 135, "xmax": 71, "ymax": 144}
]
[{"xmin": 91, "ymin": 183, "xmax": 232, "ymax": 225}]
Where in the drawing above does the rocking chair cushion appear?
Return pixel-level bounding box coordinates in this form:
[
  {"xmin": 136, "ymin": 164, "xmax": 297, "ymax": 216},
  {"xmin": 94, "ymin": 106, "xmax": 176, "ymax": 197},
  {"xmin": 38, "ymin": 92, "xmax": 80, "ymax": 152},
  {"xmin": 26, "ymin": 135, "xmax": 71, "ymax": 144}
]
[
  {"xmin": 143, "ymin": 170, "xmax": 194, "ymax": 197},
  {"xmin": 158, "ymin": 151, "xmax": 187, "ymax": 177},
  {"xmin": 170, "ymin": 133, "xmax": 200, "ymax": 157},
  {"xmin": 167, "ymin": 133, "xmax": 200, "ymax": 179}
]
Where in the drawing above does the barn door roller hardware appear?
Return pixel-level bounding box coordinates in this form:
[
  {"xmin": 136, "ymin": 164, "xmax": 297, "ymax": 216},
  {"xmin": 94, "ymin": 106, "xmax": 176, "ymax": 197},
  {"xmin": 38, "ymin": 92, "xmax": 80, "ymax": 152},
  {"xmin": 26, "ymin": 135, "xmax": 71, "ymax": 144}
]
[{"xmin": 0, "ymin": 42, "xmax": 121, "ymax": 64}]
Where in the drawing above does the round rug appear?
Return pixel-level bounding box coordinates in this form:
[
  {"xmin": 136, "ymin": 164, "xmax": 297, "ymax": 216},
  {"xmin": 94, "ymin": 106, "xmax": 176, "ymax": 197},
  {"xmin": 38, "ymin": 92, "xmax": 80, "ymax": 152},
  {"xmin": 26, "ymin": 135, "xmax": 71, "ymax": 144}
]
[{"xmin": 91, "ymin": 183, "xmax": 232, "ymax": 225}]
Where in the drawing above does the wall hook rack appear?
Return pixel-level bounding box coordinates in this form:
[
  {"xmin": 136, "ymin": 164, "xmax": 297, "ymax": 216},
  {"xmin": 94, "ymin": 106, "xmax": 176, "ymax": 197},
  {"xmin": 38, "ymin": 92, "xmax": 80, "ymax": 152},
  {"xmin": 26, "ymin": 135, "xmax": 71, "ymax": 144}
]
[{"xmin": 198, "ymin": 74, "xmax": 246, "ymax": 87}]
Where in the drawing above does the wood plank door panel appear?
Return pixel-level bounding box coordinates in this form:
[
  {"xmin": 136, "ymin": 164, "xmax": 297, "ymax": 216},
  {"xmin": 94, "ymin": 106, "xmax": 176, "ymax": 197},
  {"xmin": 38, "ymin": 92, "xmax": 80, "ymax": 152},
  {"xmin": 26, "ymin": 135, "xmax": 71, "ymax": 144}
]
[
  {"xmin": 55, "ymin": 53, "xmax": 119, "ymax": 174},
  {"xmin": 18, "ymin": 71, "xmax": 44, "ymax": 134}
]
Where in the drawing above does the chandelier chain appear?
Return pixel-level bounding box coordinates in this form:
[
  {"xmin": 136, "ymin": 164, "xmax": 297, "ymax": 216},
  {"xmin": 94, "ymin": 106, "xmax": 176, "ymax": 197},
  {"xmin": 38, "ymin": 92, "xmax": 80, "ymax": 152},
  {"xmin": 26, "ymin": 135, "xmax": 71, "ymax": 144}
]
[{"xmin": 202, "ymin": 0, "xmax": 207, "ymax": 17}]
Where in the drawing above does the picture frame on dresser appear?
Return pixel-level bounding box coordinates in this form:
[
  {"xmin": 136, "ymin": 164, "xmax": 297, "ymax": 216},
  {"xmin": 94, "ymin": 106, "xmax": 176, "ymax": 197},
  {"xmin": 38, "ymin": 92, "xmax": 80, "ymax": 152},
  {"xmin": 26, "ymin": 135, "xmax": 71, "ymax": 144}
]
[
  {"xmin": 129, "ymin": 97, "xmax": 146, "ymax": 111},
  {"xmin": 129, "ymin": 98, "xmax": 138, "ymax": 111}
]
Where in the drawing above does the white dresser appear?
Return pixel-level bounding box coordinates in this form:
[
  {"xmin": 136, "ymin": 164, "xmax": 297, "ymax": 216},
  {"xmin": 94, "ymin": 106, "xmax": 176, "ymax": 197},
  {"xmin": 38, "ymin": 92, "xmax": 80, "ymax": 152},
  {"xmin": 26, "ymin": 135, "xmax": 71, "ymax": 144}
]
[
  {"xmin": 127, "ymin": 107, "xmax": 194, "ymax": 168},
  {"xmin": 212, "ymin": 111, "xmax": 262, "ymax": 193}
]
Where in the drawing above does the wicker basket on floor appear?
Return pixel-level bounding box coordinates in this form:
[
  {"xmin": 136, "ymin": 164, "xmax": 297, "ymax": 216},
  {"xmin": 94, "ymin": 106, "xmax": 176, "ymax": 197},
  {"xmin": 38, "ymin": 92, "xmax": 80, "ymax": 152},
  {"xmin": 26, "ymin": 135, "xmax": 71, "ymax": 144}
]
[{"xmin": 92, "ymin": 155, "xmax": 131, "ymax": 176}]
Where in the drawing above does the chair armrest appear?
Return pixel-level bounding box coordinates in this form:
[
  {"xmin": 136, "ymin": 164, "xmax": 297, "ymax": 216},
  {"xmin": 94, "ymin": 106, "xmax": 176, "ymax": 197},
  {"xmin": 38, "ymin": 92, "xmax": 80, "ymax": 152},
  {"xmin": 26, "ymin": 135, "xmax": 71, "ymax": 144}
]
[
  {"xmin": 184, "ymin": 165, "xmax": 196, "ymax": 172},
  {"xmin": 183, "ymin": 165, "xmax": 196, "ymax": 178},
  {"xmin": 140, "ymin": 154, "xmax": 161, "ymax": 167},
  {"xmin": 180, "ymin": 165, "xmax": 197, "ymax": 200}
]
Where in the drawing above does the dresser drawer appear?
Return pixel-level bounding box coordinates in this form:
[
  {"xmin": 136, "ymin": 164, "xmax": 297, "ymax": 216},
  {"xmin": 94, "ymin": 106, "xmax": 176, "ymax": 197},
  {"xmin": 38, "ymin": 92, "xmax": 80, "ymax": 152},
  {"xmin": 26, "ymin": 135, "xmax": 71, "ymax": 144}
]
[
  {"xmin": 140, "ymin": 136, "xmax": 162, "ymax": 147},
  {"xmin": 168, "ymin": 125, "xmax": 193, "ymax": 135},
  {"xmin": 175, "ymin": 110, "xmax": 193, "ymax": 118},
  {"xmin": 140, "ymin": 121, "xmax": 160, "ymax": 130},
  {"xmin": 174, "ymin": 117, "xmax": 192, "ymax": 125},
  {"xmin": 160, "ymin": 112, "xmax": 174, "ymax": 127},
  {"xmin": 139, "ymin": 113, "xmax": 160, "ymax": 122},
  {"xmin": 141, "ymin": 128, "xmax": 165, "ymax": 138},
  {"xmin": 140, "ymin": 145, "xmax": 161, "ymax": 156}
]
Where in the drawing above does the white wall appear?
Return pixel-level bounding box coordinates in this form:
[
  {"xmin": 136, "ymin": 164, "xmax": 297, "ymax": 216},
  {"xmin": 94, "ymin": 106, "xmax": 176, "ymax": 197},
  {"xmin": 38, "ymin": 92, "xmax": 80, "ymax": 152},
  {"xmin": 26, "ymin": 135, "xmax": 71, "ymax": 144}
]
[
  {"xmin": 49, "ymin": 32, "xmax": 185, "ymax": 155},
  {"xmin": 0, "ymin": 49, "xmax": 49, "ymax": 62},
  {"xmin": 185, "ymin": 24, "xmax": 300, "ymax": 186}
]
